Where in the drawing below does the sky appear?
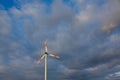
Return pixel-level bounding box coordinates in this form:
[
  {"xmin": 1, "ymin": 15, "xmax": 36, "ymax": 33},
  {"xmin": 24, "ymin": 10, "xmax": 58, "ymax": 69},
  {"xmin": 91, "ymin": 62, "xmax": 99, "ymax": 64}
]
[{"xmin": 0, "ymin": 0, "xmax": 120, "ymax": 80}]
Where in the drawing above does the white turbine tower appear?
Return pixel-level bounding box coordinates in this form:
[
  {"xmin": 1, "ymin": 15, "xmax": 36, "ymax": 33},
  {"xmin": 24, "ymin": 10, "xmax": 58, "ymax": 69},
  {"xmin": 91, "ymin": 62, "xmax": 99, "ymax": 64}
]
[{"xmin": 36, "ymin": 41, "xmax": 60, "ymax": 80}]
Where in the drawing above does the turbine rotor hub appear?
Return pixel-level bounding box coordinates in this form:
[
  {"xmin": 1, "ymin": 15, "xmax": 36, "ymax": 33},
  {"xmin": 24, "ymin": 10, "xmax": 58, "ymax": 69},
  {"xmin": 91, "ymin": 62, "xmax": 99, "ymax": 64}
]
[{"xmin": 45, "ymin": 52, "xmax": 48, "ymax": 55}]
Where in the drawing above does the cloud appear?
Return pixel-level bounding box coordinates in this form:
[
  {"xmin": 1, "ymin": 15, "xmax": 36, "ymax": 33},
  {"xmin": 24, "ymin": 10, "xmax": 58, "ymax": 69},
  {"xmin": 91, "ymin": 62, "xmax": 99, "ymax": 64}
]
[
  {"xmin": 100, "ymin": 0, "xmax": 120, "ymax": 33},
  {"xmin": 0, "ymin": 0, "xmax": 120, "ymax": 80},
  {"xmin": 0, "ymin": 10, "xmax": 12, "ymax": 35}
]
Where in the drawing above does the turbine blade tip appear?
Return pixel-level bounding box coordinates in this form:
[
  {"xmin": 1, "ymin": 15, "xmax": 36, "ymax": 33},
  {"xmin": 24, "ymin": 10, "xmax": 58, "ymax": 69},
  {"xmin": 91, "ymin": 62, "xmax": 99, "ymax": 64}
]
[{"xmin": 35, "ymin": 61, "xmax": 40, "ymax": 64}]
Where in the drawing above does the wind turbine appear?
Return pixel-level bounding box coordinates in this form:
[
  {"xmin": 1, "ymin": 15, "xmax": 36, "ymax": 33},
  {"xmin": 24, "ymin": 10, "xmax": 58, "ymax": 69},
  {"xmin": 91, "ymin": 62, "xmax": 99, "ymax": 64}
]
[{"xmin": 36, "ymin": 41, "xmax": 60, "ymax": 80}]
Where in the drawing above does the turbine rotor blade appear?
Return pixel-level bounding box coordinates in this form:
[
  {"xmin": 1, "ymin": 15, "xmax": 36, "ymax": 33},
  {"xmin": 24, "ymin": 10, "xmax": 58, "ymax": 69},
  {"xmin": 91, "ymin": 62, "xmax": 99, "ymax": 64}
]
[
  {"xmin": 36, "ymin": 54, "xmax": 45, "ymax": 64},
  {"xmin": 44, "ymin": 40, "xmax": 48, "ymax": 52},
  {"xmin": 48, "ymin": 53, "xmax": 60, "ymax": 59}
]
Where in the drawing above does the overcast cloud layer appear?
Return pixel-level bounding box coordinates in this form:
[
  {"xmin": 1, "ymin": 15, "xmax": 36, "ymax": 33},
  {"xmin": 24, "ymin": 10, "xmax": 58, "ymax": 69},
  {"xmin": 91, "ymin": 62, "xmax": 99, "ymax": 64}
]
[{"xmin": 0, "ymin": 0, "xmax": 120, "ymax": 80}]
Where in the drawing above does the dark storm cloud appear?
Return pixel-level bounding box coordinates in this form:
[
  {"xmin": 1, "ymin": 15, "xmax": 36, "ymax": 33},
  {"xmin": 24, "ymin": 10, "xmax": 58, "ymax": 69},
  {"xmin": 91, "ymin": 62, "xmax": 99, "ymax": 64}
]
[
  {"xmin": 100, "ymin": 0, "xmax": 120, "ymax": 33},
  {"xmin": 50, "ymin": 0, "xmax": 120, "ymax": 80},
  {"xmin": 0, "ymin": 0, "xmax": 120, "ymax": 80}
]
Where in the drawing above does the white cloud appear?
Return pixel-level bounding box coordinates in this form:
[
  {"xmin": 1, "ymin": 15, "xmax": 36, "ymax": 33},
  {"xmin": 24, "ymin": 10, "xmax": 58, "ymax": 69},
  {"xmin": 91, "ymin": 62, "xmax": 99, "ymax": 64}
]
[
  {"xmin": 0, "ymin": 10, "xmax": 12, "ymax": 35},
  {"xmin": 0, "ymin": 0, "xmax": 120, "ymax": 80}
]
